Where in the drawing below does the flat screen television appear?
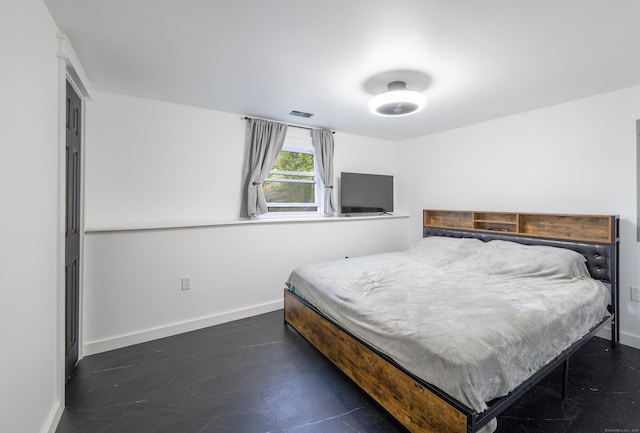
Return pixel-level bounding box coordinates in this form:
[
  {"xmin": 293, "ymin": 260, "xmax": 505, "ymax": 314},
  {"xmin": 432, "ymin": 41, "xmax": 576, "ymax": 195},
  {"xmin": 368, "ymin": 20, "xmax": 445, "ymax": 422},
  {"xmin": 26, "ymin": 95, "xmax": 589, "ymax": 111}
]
[{"xmin": 340, "ymin": 172, "xmax": 393, "ymax": 214}]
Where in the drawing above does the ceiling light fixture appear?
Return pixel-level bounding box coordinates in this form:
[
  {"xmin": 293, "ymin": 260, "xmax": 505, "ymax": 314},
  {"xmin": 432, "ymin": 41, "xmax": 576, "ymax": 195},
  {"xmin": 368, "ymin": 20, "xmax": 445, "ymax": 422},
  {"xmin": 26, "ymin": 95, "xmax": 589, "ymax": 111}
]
[{"xmin": 369, "ymin": 81, "xmax": 425, "ymax": 117}]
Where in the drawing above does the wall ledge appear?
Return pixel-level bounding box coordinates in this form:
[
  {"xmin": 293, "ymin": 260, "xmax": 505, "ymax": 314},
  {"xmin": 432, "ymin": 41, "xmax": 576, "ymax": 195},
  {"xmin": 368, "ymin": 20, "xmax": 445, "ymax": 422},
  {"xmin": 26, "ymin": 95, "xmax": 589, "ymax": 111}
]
[{"xmin": 84, "ymin": 213, "xmax": 409, "ymax": 233}]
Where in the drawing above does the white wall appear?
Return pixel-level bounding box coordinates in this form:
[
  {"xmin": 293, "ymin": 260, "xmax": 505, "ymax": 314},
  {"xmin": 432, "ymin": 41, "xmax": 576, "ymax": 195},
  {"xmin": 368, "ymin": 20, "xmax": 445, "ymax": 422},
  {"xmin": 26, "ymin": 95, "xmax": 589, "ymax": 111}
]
[
  {"xmin": 0, "ymin": 1, "xmax": 63, "ymax": 433},
  {"xmin": 398, "ymin": 85, "xmax": 640, "ymax": 348},
  {"xmin": 83, "ymin": 92, "xmax": 408, "ymax": 353},
  {"xmin": 83, "ymin": 217, "xmax": 408, "ymax": 353},
  {"xmin": 85, "ymin": 93, "xmax": 245, "ymax": 227}
]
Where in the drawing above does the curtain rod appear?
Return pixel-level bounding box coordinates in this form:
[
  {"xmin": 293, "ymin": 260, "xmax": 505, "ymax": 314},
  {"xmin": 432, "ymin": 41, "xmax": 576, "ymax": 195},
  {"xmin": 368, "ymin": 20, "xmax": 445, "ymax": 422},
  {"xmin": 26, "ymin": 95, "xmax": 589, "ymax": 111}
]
[{"xmin": 243, "ymin": 116, "xmax": 335, "ymax": 134}]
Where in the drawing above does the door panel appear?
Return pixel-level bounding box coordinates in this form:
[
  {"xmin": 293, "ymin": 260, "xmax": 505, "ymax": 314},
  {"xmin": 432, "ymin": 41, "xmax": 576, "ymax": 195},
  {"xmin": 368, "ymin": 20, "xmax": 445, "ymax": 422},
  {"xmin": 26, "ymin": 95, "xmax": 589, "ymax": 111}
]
[{"xmin": 65, "ymin": 81, "xmax": 81, "ymax": 382}]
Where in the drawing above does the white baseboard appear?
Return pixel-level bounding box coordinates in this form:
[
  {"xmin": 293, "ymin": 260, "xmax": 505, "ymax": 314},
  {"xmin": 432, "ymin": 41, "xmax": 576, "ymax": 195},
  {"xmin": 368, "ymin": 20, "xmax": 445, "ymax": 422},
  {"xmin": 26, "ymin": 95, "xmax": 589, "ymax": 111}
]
[
  {"xmin": 620, "ymin": 330, "xmax": 640, "ymax": 349},
  {"xmin": 43, "ymin": 400, "xmax": 63, "ymax": 433},
  {"xmin": 596, "ymin": 326, "xmax": 640, "ymax": 350},
  {"xmin": 82, "ymin": 300, "xmax": 283, "ymax": 356}
]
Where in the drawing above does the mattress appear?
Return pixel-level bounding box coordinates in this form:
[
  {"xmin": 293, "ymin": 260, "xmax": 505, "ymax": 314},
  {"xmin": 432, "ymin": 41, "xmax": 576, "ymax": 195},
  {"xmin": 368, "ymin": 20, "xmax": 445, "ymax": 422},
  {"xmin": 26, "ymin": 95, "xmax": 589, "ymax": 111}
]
[{"xmin": 286, "ymin": 236, "xmax": 610, "ymax": 432}]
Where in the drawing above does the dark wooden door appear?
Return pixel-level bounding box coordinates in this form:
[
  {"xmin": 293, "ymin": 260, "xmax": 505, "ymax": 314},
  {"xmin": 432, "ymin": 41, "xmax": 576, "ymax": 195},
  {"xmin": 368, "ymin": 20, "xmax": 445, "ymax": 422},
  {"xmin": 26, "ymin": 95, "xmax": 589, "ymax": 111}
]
[{"xmin": 65, "ymin": 81, "xmax": 81, "ymax": 381}]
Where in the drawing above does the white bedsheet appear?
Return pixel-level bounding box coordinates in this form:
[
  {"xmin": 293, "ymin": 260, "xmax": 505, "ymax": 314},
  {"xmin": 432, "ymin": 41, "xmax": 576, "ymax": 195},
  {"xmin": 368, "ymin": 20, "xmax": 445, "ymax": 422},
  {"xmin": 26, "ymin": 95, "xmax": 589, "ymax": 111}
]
[{"xmin": 286, "ymin": 237, "xmax": 610, "ymax": 432}]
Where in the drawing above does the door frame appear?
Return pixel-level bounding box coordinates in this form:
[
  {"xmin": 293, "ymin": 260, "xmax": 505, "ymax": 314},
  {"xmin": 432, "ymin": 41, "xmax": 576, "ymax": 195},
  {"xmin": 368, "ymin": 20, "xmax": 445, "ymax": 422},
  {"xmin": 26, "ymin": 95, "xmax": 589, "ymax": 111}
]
[{"xmin": 56, "ymin": 34, "xmax": 91, "ymax": 417}]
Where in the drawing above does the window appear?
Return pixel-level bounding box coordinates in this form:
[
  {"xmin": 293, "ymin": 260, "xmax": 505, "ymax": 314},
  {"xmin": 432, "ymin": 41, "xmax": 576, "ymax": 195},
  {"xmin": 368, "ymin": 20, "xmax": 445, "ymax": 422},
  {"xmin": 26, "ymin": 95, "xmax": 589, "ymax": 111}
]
[{"xmin": 263, "ymin": 128, "xmax": 320, "ymax": 214}]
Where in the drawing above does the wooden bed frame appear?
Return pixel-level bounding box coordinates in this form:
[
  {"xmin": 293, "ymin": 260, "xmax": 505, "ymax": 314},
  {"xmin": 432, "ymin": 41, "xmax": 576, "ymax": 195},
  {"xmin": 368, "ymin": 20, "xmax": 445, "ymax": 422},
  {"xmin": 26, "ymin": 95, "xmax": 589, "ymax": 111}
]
[{"xmin": 284, "ymin": 210, "xmax": 619, "ymax": 433}]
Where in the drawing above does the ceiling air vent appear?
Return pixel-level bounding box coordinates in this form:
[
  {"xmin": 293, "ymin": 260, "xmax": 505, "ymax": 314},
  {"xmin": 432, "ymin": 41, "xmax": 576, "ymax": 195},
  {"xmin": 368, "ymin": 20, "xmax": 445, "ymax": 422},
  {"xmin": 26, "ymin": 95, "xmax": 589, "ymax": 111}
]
[{"xmin": 289, "ymin": 110, "xmax": 314, "ymax": 118}]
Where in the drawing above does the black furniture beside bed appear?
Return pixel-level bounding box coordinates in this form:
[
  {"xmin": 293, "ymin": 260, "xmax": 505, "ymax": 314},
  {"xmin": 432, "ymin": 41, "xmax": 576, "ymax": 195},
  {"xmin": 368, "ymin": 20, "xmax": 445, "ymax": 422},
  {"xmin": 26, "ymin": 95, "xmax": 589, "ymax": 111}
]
[{"xmin": 284, "ymin": 210, "xmax": 619, "ymax": 433}]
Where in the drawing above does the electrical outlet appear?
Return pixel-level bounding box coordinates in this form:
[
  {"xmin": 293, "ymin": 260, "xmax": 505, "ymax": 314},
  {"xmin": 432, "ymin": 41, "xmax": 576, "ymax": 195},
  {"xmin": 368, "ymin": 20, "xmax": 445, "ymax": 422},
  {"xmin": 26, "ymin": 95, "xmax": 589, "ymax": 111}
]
[
  {"xmin": 181, "ymin": 276, "xmax": 192, "ymax": 291},
  {"xmin": 631, "ymin": 287, "xmax": 640, "ymax": 302}
]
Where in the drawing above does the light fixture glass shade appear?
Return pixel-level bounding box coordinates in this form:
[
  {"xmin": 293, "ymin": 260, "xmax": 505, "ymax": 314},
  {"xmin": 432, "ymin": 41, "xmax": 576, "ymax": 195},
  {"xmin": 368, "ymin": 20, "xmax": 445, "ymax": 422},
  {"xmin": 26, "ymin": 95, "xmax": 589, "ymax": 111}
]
[{"xmin": 369, "ymin": 81, "xmax": 426, "ymax": 117}]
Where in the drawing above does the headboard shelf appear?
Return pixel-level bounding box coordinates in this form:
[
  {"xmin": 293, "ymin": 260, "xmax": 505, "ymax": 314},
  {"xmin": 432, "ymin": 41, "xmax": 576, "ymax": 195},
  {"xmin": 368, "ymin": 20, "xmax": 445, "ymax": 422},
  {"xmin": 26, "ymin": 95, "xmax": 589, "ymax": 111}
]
[
  {"xmin": 424, "ymin": 209, "xmax": 616, "ymax": 243},
  {"xmin": 423, "ymin": 210, "xmax": 473, "ymax": 230}
]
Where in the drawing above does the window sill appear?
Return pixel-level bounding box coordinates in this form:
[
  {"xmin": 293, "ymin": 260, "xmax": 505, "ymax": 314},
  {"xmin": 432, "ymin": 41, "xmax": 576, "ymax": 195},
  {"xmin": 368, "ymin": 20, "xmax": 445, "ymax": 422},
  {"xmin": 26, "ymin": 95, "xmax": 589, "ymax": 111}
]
[{"xmin": 84, "ymin": 213, "xmax": 409, "ymax": 233}]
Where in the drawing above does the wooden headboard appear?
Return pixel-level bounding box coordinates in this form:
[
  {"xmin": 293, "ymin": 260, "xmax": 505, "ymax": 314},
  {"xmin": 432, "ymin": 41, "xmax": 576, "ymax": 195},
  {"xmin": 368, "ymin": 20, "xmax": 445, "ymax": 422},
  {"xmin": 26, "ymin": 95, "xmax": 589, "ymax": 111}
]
[
  {"xmin": 423, "ymin": 210, "xmax": 616, "ymax": 243},
  {"xmin": 423, "ymin": 209, "xmax": 620, "ymax": 344}
]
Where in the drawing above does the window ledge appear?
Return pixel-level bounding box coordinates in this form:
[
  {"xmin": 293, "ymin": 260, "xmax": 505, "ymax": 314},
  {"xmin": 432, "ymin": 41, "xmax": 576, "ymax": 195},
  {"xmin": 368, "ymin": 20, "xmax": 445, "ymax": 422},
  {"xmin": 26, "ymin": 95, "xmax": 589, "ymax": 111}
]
[{"xmin": 84, "ymin": 213, "xmax": 409, "ymax": 233}]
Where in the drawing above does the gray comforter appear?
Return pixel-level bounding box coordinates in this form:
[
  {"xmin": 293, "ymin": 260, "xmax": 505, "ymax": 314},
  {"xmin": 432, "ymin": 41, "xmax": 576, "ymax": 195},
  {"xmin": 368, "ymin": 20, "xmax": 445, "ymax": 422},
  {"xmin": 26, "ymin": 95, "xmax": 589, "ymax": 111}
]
[{"xmin": 286, "ymin": 236, "xmax": 610, "ymax": 432}]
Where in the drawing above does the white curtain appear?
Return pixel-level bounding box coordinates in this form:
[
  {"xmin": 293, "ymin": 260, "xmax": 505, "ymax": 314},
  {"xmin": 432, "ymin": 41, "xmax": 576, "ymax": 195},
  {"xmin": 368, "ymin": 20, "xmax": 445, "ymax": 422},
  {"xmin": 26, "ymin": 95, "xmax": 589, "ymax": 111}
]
[
  {"xmin": 311, "ymin": 128, "xmax": 336, "ymax": 215},
  {"xmin": 240, "ymin": 119, "xmax": 288, "ymax": 217}
]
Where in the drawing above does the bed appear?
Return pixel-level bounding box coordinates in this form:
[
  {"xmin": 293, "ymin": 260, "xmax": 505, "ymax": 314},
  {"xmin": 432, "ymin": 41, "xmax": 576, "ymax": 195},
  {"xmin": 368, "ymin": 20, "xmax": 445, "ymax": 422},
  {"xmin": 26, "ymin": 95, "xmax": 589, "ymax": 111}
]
[{"xmin": 283, "ymin": 210, "xmax": 619, "ymax": 433}]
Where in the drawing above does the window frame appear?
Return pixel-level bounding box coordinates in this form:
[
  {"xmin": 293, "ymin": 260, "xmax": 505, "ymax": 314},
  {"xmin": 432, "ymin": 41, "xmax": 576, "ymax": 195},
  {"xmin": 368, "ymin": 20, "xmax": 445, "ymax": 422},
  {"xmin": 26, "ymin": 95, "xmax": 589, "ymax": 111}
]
[{"xmin": 262, "ymin": 129, "xmax": 322, "ymax": 216}]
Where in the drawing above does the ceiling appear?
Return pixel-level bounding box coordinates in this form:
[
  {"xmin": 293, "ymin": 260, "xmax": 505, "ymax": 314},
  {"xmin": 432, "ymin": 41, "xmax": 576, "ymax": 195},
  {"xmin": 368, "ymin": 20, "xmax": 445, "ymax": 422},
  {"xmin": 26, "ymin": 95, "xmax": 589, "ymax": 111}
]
[{"xmin": 44, "ymin": 0, "xmax": 640, "ymax": 141}]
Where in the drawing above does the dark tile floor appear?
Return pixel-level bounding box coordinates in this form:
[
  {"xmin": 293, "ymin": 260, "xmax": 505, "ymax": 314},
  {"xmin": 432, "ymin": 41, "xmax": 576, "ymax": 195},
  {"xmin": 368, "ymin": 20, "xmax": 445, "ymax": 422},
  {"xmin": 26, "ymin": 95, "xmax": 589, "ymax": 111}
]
[{"xmin": 56, "ymin": 311, "xmax": 640, "ymax": 433}]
